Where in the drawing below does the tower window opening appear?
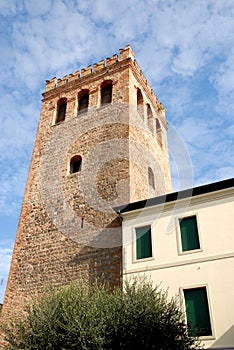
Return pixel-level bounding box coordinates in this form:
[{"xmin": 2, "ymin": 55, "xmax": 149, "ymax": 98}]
[
  {"xmin": 147, "ymin": 103, "xmax": 153, "ymax": 132},
  {"xmin": 56, "ymin": 98, "xmax": 67, "ymax": 123},
  {"xmin": 156, "ymin": 118, "xmax": 161, "ymax": 132},
  {"xmin": 156, "ymin": 118, "xmax": 162, "ymax": 146},
  {"xmin": 147, "ymin": 104, "xmax": 153, "ymax": 118},
  {"xmin": 78, "ymin": 90, "xmax": 89, "ymax": 113},
  {"xmin": 137, "ymin": 88, "xmax": 144, "ymax": 118},
  {"xmin": 148, "ymin": 167, "xmax": 155, "ymax": 189},
  {"xmin": 70, "ymin": 155, "xmax": 82, "ymax": 174},
  {"xmin": 101, "ymin": 81, "xmax": 112, "ymax": 105}
]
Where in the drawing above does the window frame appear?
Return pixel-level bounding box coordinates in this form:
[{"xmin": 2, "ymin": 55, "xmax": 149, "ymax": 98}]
[
  {"xmin": 78, "ymin": 91, "xmax": 89, "ymax": 114},
  {"xmin": 148, "ymin": 166, "xmax": 155, "ymax": 190},
  {"xmin": 137, "ymin": 87, "xmax": 144, "ymax": 118},
  {"xmin": 147, "ymin": 103, "xmax": 153, "ymax": 132},
  {"xmin": 155, "ymin": 118, "xmax": 162, "ymax": 146},
  {"xmin": 101, "ymin": 81, "xmax": 113, "ymax": 105},
  {"xmin": 180, "ymin": 284, "xmax": 215, "ymax": 340},
  {"xmin": 55, "ymin": 98, "xmax": 67, "ymax": 124},
  {"xmin": 132, "ymin": 223, "xmax": 154, "ymax": 263},
  {"xmin": 176, "ymin": 213, "xmax": 203, "ymax": 255},
  {"xmin": 68, "ymin": 155, "xmax": 82, "ymax": 175}
]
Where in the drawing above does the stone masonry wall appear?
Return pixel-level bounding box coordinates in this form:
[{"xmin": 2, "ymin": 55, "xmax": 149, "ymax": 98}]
[
  {"xmin": 128, "ymin": 65, "xmax": 172, "ymax": 202},
  {"xmin": 2, "ymin": 45, "xmax": 171, "ymax": 317}
]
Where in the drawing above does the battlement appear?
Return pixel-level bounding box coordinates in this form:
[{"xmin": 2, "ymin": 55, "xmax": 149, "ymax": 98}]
[
  {"xmin": 44, "ymin": 44, "xmax": 162, "ymax": 112},
  {"xmin": 45, "ymin": 44, "xmax": 135, "ymax": 92}
]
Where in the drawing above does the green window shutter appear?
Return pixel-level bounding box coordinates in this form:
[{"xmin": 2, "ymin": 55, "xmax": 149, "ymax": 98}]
[
  {"xmin": 136, "ymin": 226, "xmax": 152, "ymax": 259},
  {"xmin": 179, "ymin": 216, "xmax": 200, "ymax": 251},
  {"xmin": 184, "ymin": 287, "xmax": 212, "ymax": 337}
]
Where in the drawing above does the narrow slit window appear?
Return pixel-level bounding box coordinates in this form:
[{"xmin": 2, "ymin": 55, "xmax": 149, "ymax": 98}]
[
  {"xmin": 136, "ymin": 226, "xmax": 152, "ymax": 260},
  {"xmin": 148, "ymin": 167, "xmax": 155, "ymax": 189},
  {"xmin": 184, "ymin": 287, "xmax": 212, "ymax": 337},
  {"xmin": 70, "ymin": 155, "xmax": 82, "ymax": 174},
  {"xmin": 179, "ymin": 216, "xmax": 200, "ymax": 251}
]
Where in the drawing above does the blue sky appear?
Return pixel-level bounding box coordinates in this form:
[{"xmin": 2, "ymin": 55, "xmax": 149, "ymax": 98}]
[{"xmin": 0, "ymin": 0, "xmax": 233, "ymax": 303}]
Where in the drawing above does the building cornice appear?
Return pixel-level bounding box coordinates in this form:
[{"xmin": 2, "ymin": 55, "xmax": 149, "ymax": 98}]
[
  {"xmin": 123, "ymin": 252, "xmax": 234, "ymax": 276},
  {"xmin": 115, "ymin": 178, "xmax": 234, "ymax": 217}
]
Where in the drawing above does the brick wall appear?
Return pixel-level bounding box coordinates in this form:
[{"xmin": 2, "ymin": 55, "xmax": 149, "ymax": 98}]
[{"xmin": 2, "ymin": 45, "xmax": 171, "ymax": 316}]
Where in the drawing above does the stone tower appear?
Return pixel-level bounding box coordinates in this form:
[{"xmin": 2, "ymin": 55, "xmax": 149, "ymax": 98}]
[{"xmin": 3, "ymin": 45, "xmax": 171, "ymax": 313}]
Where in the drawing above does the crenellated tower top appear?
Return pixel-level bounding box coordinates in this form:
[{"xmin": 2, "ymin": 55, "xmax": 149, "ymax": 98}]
[
  {"xmin": 43, "ymin": 44, "xmax": 164, "ymax": 117},
  {"xmin": 45, "ymin": 45, "xmax": 135, "ymax": 92}
]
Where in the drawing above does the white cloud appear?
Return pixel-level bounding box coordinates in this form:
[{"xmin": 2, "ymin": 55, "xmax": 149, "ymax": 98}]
[
  {"xmin": 0, "ymin": 0, "xmax": 233, "ymax": 297},
  {"xmin": 210, "ymin": 48, "xmax": 234, "ymax": 116},
  {"xmin": 0, "ymin": 241, "xmax": 14, "ymax": 303},
  {"xmin": 0, "ymin": 0, "xmax": 17, "ymax": 16},
  {"xmin": 0, "ymin": 246, "xmax": 13, "ymax": 274},
  {"xmin": 0, "ymin": 93, "xmax": 37, "ymax": 157},
  {"xmin": 23, "ymin": 0, "xmax": 52, "ymax": 17},
  {"xmin": 0, "ymin": 169, "xmax": 28, "ymax": 216},
  {"xmin": 172, "ymin": 49, "xmax": 203, "ymax": 76},
  {"xmin": 176, "ymin": 117, "xmax": 216, "ymax": 148},
  {"xmin": 215, "ymin": 166, "xmax": 234, "ymax": 179}
]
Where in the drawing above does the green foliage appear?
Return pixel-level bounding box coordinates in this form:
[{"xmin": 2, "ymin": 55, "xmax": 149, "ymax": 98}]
[
  {"xmin": 157, "ymin": 102, "xmax": 165, "ymax": 111},
  {"xmin": 2, "ymin": 278, "xmax": 202, "ymax": 349}
]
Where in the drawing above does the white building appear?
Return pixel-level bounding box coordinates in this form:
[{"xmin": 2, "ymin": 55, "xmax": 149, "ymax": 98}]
[{"xmin": 116, "ymin": 178, "xmax": 234, "ymax": 349}]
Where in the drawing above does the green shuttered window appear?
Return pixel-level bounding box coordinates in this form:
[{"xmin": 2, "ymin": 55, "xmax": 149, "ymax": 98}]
[
  {"xmin": 179, "ymin": 216, "xmax": 200, "ymax": 251},
  {"xmin": 184, "ymin": 287, "xmax": 212, "ymax": 337},
  {"xmin": 136, "ymin": 226, "xmax": 152, "ymax": 260}
]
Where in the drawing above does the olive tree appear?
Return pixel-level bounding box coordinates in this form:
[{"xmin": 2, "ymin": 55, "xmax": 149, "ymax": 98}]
[{"xmin": 2, "ymin": 278, "xmax": 202, "ymax": 349}]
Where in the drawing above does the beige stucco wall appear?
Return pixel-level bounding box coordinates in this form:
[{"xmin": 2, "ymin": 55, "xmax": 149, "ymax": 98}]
[{"xmin": 122, "ymin": 187, "xmax": 234, "ymax": 349}]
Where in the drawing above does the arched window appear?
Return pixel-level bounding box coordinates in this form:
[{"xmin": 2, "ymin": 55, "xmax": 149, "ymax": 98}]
[
  {"xmin": 56, "ymin": 98, "xmax": 67, "ymax": 123},
  {"xmin": 70, "ymin": 155, "xmax": 82, "ymax": 174},
  {"xmin": 156, "ymin": 118, "xmax": 161, "ymax": 132},
  {"xmin": 147, "ymin": 104, "xmax": 153, "ymax": 118},
  {"xmin": 148, "ymin": 167, "xmax": 155, "ymax": 189},
  {"xmin": 101, "ymin": 81, "xmax": 112, "ymax": 104},
  {"xmin": 78, "ymin": 90, "xmax": 89, "ymax": 113},
  {"xmin": 147, "ymin": 103, "xmax": 153, "ymax": 132},
  {"xmin": 156, "ymin": 118, "xmax": 162, "ymax": 145},
  {"xmin": 137, "ymin": 88, "xmax": 144, "ymax": 118}
]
